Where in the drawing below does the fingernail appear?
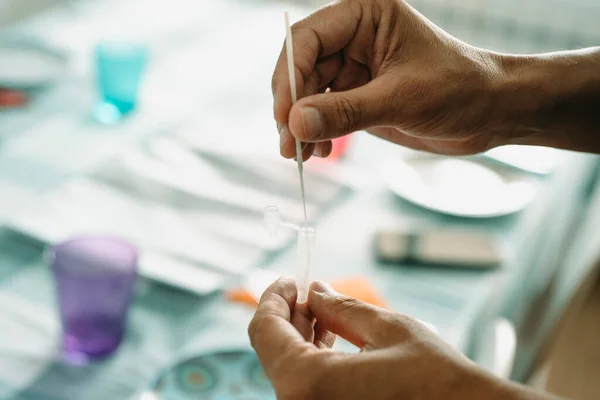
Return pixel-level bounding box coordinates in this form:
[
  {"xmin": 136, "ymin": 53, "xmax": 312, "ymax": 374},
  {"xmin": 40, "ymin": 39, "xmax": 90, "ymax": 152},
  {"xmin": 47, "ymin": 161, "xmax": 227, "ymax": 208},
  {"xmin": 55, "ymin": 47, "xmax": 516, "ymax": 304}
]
[
  {"xmin": 276, "ymin": 275, "xmax": 294, "ymax": 285},
  {"xmin": 277, "ymin": 122, "xmax": 283, "ymax": 134},
  {"xmin": 311, "ymin": 280, "xmax": 335, "ymax": 294},
  {"xmin": 313, "ymin": 146, "xmax": 322, "ymax": 157},
  {"xmin": 300, "ymin": 107, "xmax": 324, "ymax": 139},
  {"xmin": 279, "ymin": 125, "xmax": 290, "ymax": 148}
]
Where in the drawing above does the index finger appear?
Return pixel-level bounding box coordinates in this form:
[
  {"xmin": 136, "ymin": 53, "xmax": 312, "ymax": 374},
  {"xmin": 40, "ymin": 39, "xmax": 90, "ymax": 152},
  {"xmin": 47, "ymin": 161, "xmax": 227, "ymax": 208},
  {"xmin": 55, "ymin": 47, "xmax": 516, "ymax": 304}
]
[
  {"xmin": 272, "ymin": 0, "xmax": 360, "ymax": 124},
  {"xmin": 248, "ymin": 278, "xmax": 311, "ymax": 375}
]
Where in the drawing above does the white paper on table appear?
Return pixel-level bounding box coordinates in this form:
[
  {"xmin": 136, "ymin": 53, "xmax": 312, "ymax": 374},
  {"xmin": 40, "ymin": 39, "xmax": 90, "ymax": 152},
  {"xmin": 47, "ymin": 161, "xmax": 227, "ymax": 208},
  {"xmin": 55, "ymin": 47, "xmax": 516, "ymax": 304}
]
[{"xmin": 0, "ymin": 292, "xmax": 59, "ymax": 398}]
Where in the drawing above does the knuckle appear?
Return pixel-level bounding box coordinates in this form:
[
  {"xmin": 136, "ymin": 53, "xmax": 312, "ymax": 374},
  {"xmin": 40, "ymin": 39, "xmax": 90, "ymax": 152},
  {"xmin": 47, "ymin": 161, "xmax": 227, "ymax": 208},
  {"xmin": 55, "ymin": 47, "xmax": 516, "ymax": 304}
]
[
  {"xmin": 332, "ymin": 96, "xmax": 361, "ymax": 133},
  {"xmin": 331, "ymin": 295, "xmax": 363, "ymax": 318},
  {"xmin": 379, "ymin": 311, "xmax": 404, "ymax": 334},
  {"xmin": 247, "ymin": 317, "xmax": 261, "ymax": 347},
  {"xmin": 386, "ymin": 313, "xmax": 417, "ymax": 339},
  {"xmin": 345, "ymin": 0, "xmax": 364, "ymax": 10},
  {"xmin": 290, "ymin": 20, "xmax": 302, "ymax": 33},
  {"xmin": 247, "ymin": 314, "xmax": 274, "ymax": 348},
  {"xmin": 358, "ymin": 0, "xmax": 396, "ymax": 20},
  {"xmin": 378, "ymin": 0, "xmax": 397, "ymax": 11},
  {"xmin": 303, "ymin": 73, "xmax": 320, "ymax": 98},
  {"xmin": 396, "ymin": 313, "xmax": 422, "ymax": 332}
]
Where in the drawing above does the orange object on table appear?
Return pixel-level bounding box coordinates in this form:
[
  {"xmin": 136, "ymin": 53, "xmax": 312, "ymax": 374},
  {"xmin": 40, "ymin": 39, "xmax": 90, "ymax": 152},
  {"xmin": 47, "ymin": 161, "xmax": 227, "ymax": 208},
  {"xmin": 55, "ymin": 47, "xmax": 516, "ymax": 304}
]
[
  {"xmin": 329, "ymin": 135, "xmax": 351, "ymax": 160},
  {"xmin": 0, "ymin": 89, "xmax": 28, "ymax": 108},
  {"xmin": 227, "ymin": 276, "xmax": 388, "ymax": 309}
]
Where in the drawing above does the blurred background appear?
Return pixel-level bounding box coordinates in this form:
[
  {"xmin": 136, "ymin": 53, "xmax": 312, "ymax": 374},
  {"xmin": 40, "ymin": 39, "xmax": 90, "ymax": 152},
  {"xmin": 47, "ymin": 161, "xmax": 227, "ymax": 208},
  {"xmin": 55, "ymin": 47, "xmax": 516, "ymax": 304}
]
[{"xmin": 0, "ymin": 0, "xmax": 599, "ymax": 399}]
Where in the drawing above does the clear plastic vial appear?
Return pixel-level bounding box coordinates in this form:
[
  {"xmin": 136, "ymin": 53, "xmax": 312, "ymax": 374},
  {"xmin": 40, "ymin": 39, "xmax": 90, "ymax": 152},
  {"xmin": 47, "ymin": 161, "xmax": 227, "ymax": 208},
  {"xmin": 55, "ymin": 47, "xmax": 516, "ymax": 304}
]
[
  {"xmin": 296, "ymin": 226, "xmax": 316, "ymax": 303},
  {"xmin": 263, "ymin": 205, "xmax": 316, "ymax": 302}
]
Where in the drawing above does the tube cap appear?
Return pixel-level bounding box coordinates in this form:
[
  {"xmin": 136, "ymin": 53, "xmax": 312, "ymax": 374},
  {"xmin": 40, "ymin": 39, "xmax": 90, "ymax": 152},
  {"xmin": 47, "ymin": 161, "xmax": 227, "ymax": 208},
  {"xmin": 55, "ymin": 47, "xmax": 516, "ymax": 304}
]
[{"xmin": 263, "ymin": 205, "xmax": 281, "ymax": 238}]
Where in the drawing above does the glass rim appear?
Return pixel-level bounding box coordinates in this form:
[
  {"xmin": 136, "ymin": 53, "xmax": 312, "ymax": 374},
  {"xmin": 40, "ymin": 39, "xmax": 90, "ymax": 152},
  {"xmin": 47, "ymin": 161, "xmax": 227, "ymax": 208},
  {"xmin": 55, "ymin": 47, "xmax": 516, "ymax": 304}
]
[
  {"xmin": 48, "ymin": 234, "xmax": 138, "ymax": 279},
  {"xmin": 94, "ymin": 42, "xmax": 149, "ymax": 57}
]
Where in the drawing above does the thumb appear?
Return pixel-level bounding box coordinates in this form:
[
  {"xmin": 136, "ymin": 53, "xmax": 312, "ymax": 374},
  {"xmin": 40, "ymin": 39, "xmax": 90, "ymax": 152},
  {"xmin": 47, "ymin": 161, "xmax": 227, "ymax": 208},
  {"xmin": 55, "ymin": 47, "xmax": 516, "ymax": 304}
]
[
  {"xmin": 288, "ymin": 80, "xmax": 395, "ymax": 142},
  {"xmin": 307, "ymin": 281, "xmax": 406, "ymax": 349}
]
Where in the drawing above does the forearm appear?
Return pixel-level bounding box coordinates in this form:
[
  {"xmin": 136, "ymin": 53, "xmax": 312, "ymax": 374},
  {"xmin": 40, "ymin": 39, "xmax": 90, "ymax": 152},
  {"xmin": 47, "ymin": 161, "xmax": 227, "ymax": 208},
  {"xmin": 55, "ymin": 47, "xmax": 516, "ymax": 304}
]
[{"xmin": 492, "ymin": 47, "xmax": 600, "ymax": 152}]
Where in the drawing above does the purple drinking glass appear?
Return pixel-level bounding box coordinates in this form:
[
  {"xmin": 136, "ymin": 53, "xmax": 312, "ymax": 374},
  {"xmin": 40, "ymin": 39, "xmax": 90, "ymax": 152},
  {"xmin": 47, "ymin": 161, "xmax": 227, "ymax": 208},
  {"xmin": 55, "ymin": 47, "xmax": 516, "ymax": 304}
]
[{"xmin": 49, "ymin": 235, "xmax": 138, "ymax": 361}]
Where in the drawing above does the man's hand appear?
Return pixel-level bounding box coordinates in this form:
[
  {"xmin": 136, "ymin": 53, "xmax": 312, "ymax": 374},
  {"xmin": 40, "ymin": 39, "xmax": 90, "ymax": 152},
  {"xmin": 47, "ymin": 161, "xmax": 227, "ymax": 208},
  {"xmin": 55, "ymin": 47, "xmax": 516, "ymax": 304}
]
[
  {"xmin": 273, "ymin": 0, "xmax": 507, "ymax": 160},
  {"xmin": 248, "ymin": 278, "xmax": 557, "ymax": 399},
  {"xmin": 274, "ymin": 0, "xmax": 600, "ymax": 159}
]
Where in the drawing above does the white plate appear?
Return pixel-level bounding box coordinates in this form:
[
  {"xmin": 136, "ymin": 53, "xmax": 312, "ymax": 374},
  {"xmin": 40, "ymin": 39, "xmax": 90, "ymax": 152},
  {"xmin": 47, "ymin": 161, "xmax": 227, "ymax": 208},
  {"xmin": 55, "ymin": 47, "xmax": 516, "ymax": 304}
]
[
  {"xmin": 0, "ymin": 43, "xmax": 67, "ymax": 89},
  {"xmin": 483, "ymin": 145, "xmax": 565, "ymax": 175},
  {"xmin": 384, "ymin": 155, "xmax": 538, "ymax": 218}
]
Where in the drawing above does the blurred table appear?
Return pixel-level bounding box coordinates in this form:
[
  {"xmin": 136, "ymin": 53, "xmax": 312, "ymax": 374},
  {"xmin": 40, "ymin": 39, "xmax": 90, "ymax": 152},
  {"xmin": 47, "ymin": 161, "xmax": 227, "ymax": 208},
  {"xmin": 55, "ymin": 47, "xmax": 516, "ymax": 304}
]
[{"xmin": 0, "ymin": 0, "xmax": 597, "ymax": 399}]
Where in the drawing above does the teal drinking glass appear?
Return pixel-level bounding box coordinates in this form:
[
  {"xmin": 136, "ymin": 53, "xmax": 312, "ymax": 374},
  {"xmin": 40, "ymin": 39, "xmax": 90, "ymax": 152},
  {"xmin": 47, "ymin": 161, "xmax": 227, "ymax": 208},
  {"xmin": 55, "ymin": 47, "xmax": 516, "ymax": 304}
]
[{"xmin": 94, "ymin": 42, "xmax": 148, "ymax": 124}]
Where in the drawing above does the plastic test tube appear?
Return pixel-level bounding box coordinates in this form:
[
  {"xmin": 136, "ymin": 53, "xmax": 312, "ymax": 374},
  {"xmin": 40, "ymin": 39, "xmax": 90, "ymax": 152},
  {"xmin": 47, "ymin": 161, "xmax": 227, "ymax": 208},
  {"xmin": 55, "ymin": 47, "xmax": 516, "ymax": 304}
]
[
  {"xmin": 296, "ymin": 226, "xmax": 316, "ymax": 303},
  {"xmin": 263, "ymin": 205, "xmax": 317, "ymax": 302}
]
